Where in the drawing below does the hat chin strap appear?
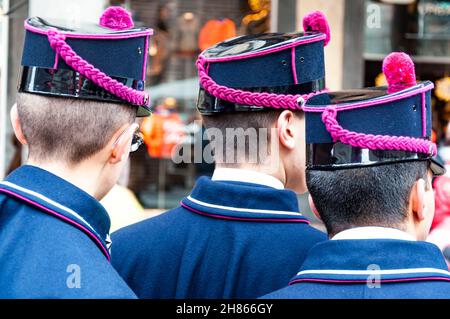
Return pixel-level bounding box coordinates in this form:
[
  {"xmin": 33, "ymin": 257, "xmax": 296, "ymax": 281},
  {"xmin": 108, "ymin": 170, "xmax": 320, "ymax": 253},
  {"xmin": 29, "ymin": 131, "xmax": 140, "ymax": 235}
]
[
  {"xmin": 46, "ymin": 28, "xmax": 150, "ymax": 107},
  {"xmin": 321, "ymin": 105, "xmax": 436, "ymax": 156},
  {"xmin": 196, "ymin": 55, "xmax": 327, "ymax": 110}
]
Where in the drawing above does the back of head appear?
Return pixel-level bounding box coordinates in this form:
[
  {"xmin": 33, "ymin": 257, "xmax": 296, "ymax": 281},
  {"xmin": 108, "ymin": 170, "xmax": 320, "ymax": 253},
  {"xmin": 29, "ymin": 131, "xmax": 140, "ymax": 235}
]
[
  {"xmin": 16, "ymin": 93, "xmax": 136, "ymax": 165},
  {"xmin": 306, "ymin": 161, "xmax": 429, "ymax": 236},
  {"xmin": 201, "ymin": 110, "xmax": 286, "ymax": 166},
  {"xmin": 303, "ymin": 52, "xmax": 443, "ymax": 237},
  {"xmin": 196, "ymin": 13, "xmax": 330, "ymax": 169}
]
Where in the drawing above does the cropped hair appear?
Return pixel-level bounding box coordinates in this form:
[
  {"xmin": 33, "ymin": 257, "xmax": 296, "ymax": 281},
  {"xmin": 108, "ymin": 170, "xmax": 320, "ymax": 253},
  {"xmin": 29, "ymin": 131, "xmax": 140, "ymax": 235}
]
[
  {"xmin": 306, "ymin": 161, "xmax": 430, "ymax": 236},
  {"xmin": 16, "ymin": 93, "xmax": 136, "ymax": 164}
]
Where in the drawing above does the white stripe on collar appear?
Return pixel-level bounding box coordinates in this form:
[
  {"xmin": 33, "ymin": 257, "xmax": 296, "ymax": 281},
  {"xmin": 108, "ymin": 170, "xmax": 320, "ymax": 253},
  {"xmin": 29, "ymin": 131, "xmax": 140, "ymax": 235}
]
[
  {"xmin": 211, "ymin": 168, "xmax": 284, "ymax": 189},
  {"xmin": 186, "ymin": 195, "xmax": 301, "ymax": 216},
  {"xmin": 332, "ymin": 226, "xmax": 416, "ymax": 241},
  {"xmin": 0, "ymin": 180, "xmax": 99, "ymax": 237},
  {"xmin": 296, "ymin": 267, "xmax": 450, "ymax": 277}
]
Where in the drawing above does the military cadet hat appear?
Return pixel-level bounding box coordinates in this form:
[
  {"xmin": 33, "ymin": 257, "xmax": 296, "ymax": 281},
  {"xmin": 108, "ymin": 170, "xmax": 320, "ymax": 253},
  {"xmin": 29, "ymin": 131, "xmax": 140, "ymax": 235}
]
[
  {"xmin": 304, "ymin": 52, "xmax": 445, "ymax": 176},
  {"xmin": 18, "ymin": 6, "xmax": 153, "ymax": 117},
  {"xmin": 196, "ymin": 11, "xmax": 330, "ymax": 115}
]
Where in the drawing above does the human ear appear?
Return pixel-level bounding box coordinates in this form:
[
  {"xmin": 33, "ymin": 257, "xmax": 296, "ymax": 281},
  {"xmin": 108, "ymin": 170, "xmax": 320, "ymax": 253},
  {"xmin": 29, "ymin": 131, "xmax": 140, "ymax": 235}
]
[
  {"xmin": 308, "ymin": 194, "xmax": 322, "ymax": 220},
  {"xmin": 276, "ymin": 110, "xmax": 297, "ymax": 150},
  {"xmin": 109, "ymin": 123, "xmax": 138, "ymax": 165},
  {"xmin": 10, "ymin": 103, "xmax": 27, "ymax": 145},
  {"xmin": 411, "ymin": 178, "xmax": 426, "ymax": 222}
]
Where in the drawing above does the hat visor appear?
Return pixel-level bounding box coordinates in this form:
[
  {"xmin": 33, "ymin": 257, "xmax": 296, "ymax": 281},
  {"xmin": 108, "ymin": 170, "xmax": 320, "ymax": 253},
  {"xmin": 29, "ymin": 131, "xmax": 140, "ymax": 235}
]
[
  {"xmin": 430, "ymin": 158, "xmax": 446, "ymax": 176},
  {"xmin": 137, "ymin": 105, "xmax": 152, "ymax": 117}
]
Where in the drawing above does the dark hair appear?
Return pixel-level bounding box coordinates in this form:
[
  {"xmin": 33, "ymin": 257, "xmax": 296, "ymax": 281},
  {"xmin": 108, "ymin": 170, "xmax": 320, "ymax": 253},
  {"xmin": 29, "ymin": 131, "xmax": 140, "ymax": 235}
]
[
  {"xmin": 306, "ymin": 161, "xmax": 430, "ymax": 236},
  {"xmin": 17, "ymin": 93, "xmax": 136, "ymax": 164},
  {"xmin": 201, "ymin": 110, "xmax": 302, "ymax": 165}
]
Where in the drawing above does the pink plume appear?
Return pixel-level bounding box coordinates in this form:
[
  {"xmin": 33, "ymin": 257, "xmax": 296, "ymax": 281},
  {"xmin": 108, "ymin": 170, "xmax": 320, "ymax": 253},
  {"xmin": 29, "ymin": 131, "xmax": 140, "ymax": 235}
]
[
  {"xmin": 302, "ymin": 11, "xmax": 330, "ymax": 46},
  {"xmin": 99, "ymin": 6, "xmax": 134, "ymax": 30},
  {"xmin": 382, "ymin": 52, "xmax": 416, "ymax": 94}
]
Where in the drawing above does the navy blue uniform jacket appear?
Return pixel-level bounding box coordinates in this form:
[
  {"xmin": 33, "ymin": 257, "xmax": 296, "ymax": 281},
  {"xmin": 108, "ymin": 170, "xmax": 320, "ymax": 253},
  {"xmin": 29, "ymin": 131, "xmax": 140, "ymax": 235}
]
[
  {"xmin": 0, "ymin": 165, "xmax": 136, "ymax": 298},
  {"xmin": 111, "ymin": 176, "xmax": 327, "ymax": 298},
  {"xmin": 263, "ymin": 239, "xmax": 450, "ymax": 299}
]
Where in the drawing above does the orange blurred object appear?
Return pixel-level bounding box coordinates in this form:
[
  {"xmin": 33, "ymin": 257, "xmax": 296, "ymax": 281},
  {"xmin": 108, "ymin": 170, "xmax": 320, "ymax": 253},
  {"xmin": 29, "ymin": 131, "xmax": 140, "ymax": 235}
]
[
  {"xmin": 432, "ymin": 129, "xmax": 437, "ymax": 143},
  {"xmin": 198, "ymin": 19, "xmax": 237, "ymax": 51},
  {"xmin": 141, "ymin": 99, "xmax": 185, "ymax": 159}
]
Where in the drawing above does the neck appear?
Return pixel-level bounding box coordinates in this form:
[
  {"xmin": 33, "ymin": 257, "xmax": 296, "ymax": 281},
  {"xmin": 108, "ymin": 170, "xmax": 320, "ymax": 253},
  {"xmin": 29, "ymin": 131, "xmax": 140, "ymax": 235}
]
[
  {"xmin": 331, "ymin": 223, "xmax": 420, "ymax": 241},
  {"xmin": 331, "ymin": 226, "xmax": 417, "ymax": 241},
  {"xmin": 27, "ymin": 158, "xmax": 105, "ymax": 200},
  {"xmin": 216, "ymin": 163, "xmax": 286, "ymax": 186}
]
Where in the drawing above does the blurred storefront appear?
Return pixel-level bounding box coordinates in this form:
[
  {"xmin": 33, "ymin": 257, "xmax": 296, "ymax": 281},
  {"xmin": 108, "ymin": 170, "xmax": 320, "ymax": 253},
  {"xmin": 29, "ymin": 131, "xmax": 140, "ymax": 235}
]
[{"xmin": 0, "ymin": 0, "xmax": 449, "ymax": 223}]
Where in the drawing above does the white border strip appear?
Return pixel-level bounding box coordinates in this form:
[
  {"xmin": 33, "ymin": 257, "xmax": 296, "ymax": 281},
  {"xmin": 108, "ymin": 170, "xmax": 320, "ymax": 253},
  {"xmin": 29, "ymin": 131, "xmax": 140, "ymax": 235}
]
[
  {"xmin": 186, "ymin": 195, "xmax": 302, "ymax": 216},
  {"xmin": 296, "ymin": 267, "xmax": 450, "ymax": 277},
  {"xmin": 0, "ymin": 180, "xmax": 97, "ymax": 234}
]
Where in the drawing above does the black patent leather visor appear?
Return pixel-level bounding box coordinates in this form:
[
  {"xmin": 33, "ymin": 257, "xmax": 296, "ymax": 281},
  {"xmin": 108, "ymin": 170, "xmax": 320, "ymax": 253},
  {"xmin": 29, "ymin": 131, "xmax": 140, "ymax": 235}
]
[
  {"xmin": 203, "ymin": 32, "xmax": 322, "ymax": 58},
  {"xmin": 307, "ymin": 142, "xmax": 445, "ymax": 176},
  {"xmin": 18, "ymin": 66, "xmax": 151, "ymax": 117}
]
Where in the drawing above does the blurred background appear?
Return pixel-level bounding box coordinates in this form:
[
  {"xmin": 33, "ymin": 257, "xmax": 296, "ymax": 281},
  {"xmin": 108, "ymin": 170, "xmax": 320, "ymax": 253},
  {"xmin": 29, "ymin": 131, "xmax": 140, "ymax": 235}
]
[{"xmin": 0, "ymin": 0, "xmax": 449, "ymax": 249}]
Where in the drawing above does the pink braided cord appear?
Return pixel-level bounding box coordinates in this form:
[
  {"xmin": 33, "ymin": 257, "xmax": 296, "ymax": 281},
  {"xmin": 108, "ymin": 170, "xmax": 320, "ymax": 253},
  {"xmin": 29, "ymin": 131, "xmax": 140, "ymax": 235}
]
[
  {"xmin": 196, "ymin": 55, "xmax": 326, "ymax": 110},
  {"xmin": 47, "ymin": 28, "xmax": 150, "ymax": 107},
  {"xmin": 322, "ymin": 106, "xmax": 436, "ymax": 156}
]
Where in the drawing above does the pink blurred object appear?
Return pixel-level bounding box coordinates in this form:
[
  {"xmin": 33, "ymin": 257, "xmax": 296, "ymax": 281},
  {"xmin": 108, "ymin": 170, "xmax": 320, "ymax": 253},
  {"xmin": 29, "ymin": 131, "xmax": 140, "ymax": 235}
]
[
  {"xmin": 302, "ymin": 11, "xmax": 330, "ymax": 46},
  {"xmin": 428, "ymin": 218, "xmax": 450, "ymax": 270},
  {"xmin": 428, "ymin": 168, "xmax": 450, "ymax": 270},
  {"xmin": 432, "ymin": 175, "xmax": 450, "ymax": 229},
  {"xmin": 99, "ymin": 6, "xmax": 134, "ymax": 30},
  {"xmin": 382, "ymin": 52, "xmax": 416, "ymax": 94}
]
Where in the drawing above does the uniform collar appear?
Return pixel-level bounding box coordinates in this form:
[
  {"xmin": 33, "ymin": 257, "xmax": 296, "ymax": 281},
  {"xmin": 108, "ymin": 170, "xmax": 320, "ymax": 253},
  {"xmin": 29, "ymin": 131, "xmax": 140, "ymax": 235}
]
[
  {"xmin": 211, "ymin": 168, "xmax": 284, "ymax": 189},
  {"xmin": 290, "ymin": 239, "xmax": 450, "ymax": 285},
  {"xmin": 181, "ymin": 176, "xmax": 309, "ymax": 223},
  {"xmin": 332, "ymin": 226, "xmax": 416, "ymax": 241},
  {"xmin": 0, "ymin": 165, "xmax": 111, "ymax": 260}
]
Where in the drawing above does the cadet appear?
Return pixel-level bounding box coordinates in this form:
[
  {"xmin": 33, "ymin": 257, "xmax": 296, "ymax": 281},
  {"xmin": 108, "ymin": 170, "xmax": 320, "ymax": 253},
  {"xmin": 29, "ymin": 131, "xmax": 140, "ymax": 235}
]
[
  {"xmin": 263, "ymin": 52, "xmax": 450, "ymax": 299},
  {"xmin": 111, "ymin": 11, "xmax": 330, "ymax": 299},
  {"xmin": 0, "ymin": 7, "xmax": 152, "ymax": 298}
]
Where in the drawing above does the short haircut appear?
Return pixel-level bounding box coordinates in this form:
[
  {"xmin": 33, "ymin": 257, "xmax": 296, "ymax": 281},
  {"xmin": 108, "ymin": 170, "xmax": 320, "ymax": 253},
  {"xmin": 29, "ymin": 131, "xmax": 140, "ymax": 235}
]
[
  {"xmin": 201, "ymin": 110, "xmax": 302, "ymax": 165},
  {"xmin": 16, "ymin": 93, "xmax": 137, "ymax": 164},
  {"xmin": 306, "ymin": 161, "xmax": 430, "ymax": 236}
]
